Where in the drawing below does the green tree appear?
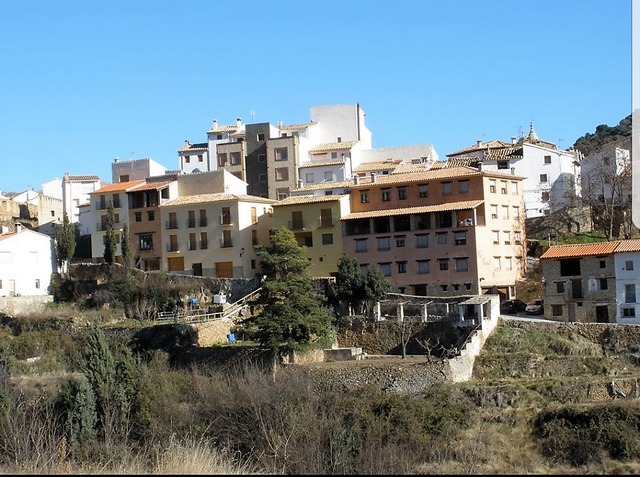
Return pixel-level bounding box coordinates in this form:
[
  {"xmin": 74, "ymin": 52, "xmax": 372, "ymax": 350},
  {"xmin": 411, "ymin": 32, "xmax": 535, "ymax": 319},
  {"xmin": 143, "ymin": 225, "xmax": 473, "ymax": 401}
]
[
  {"xmin": 120, "ymin": 221, "xmax": 133, "ymax": 268},
  {"xmin": 363, "ymin": 264, "xmax": 392, "ymax": 317},
  {"xmin": 333, "ymin": 253, "xmax": 367, "ymax": 315},
  {"xmin": 103, "ymin": 202, "xmax": 117, "ymax": 266},
  {"xmin": 248, "ymin": 227, "xmax": 335, "ymax": 351},
  {"xmin": 55, "ymin": 211, "xmax": 76, "ymax": 277},
  {"xmin": 57, "ymin": 375, "xmax": 97, "ymax": 458}
]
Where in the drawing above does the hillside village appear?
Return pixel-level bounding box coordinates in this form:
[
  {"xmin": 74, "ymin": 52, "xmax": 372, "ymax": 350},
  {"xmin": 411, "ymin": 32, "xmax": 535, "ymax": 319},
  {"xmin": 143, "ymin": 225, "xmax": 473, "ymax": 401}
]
[{"xmin": 0, "ymin": 103, "xmax": 636, "ymax": 325}]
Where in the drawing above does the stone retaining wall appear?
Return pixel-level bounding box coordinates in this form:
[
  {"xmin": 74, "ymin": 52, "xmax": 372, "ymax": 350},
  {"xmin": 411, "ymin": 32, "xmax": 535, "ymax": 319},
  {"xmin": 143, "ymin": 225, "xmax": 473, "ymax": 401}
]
[{"xmin": 0, "ymin": 295, "xmax": 53, "ymax": 316}]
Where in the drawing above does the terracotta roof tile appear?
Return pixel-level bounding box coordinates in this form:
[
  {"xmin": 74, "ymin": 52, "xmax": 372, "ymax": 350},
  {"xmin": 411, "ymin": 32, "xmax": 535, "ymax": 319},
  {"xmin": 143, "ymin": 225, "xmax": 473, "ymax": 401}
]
[
  {"xmin": 299, "ymin": 159, "xmax": 346, "ymax": 168},
  {"xmin": 93, "ymin": 180, "xmax": 145, "ymax": 193},
  {"xmin": 294, "ymin": 180, "xmax": 354, "ymax": 192},
  {"xmin": 351, "ymin": 166, "xmax": 481, "ymax": 187},
  {"xmin": 309, "ymin": 141, "xmax": 358, "ymax": 153},
  {"xmin": 341, "ymin": 199, "xmax": 484, "ymax": 220},
  {"xmin": 160, "ymin": 193, "xmax": 275, "ymax": 207},
  {"xmin": 540, "ymin": 241, "xmax": 621, "ymax": 259},
  {"xmin": 613, "ymin": 239, "xmax": 640, "ymax": 253},
  {"xmin": 274, "ymin": 194, "xmax": 349, "ymax": 207},
  {"xmin": 353, "ymin": 160, "xmax": 401, "ymax": 173},
  {"xmin": 129, "ymin": 180, "xmax": 175, "ymax": 192}
]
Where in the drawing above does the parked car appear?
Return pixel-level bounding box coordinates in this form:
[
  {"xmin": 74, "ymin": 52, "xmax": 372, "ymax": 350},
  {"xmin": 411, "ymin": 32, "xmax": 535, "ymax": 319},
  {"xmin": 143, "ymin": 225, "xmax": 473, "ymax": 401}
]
[
  {"xmin": 500, "ymin": 299, "xmax": 526, "ymax": 314},
  {"xmin": 525, "ymin": 299, "xmax": 544, "ymax": 315}
]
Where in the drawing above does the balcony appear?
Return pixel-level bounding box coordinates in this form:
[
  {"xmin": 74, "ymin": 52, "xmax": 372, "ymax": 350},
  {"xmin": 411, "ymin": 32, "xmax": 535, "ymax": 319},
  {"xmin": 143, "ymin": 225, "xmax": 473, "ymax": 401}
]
[
  {"xmin": 220, "ymin": 215, "xmax": 232, "ymax": 226},
  {"xmin": 288, "ymin": 220, "xmax": 305, "ymax": 231},
  {"xmin": 199, "ymin": 218, "xmax": 208, "ymax": 227},
  {"xmin": 165, "ymin": 220, "xmax": 179, "ymax": 230},
  {"xmin": 166, "ymin": 243, "xmax": 179, "ymax": 252}
]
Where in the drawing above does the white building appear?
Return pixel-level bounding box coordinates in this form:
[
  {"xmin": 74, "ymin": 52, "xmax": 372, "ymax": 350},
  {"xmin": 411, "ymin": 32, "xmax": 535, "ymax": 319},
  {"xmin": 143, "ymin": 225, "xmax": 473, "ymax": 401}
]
[
  {"xmin": 112, "ymin": 157, "xmax": 169, "ymax": 183},
  {"xmin": 62, "ymin": 173, "xmax": 106, "ymax": 224},
  {"xmin": 614, "ymin": 239, "xmax": 640, "ymax": 324},
  {"xmin": 0, "ymin": 224, "xmax": 55, "ymax": 297},
  {"xmin": 446, "ymin": 123, "xmax": 582, "ymax": 218}
]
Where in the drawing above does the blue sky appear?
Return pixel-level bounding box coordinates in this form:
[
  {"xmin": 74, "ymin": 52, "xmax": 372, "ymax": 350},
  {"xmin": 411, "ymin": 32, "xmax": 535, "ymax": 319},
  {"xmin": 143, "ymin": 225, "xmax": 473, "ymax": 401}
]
[{"xmin": 0, "ymin": 0, "xmax": 632, "ymax": 193}]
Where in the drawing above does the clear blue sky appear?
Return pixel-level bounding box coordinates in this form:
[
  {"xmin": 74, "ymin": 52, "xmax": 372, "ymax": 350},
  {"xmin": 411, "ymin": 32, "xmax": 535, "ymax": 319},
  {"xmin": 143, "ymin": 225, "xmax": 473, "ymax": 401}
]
[{"xmin": 0, "ymin": 0, "xmax": 632, "ymax": 194}]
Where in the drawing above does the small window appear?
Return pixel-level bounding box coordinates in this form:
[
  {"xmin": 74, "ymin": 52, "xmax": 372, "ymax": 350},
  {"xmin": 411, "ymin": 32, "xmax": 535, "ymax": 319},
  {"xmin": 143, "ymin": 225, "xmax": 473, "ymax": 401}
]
[
  {"xmin": 623, "ymin": 307, "xmax": 636, "ymax": 317},
  {"xmin": 275, "ymin": 147, "xmax": 288, "ymax": 161},
  {"xmin": 556, "ymin": 282, "xmax": 565, "ymax": 293},
  {"xmin": 438, "ymin": 258, "xmax": 449, "ymax": 270},
  {"xmin": 257, "ymin": 133, "xmax": 265, "ymax": 141},
  {"xmin": 600, "ymin": 260, "xmax": 606, "ymax": 268},
  {"xmin": 360, "ymin": 190, "xmax": 369, "ymax": 203},
  {"xmin": 626, "ymin": 260, "xmax": 634, "ymax": 271},
  {"xmin": 442, "ymin": 181, "xmax": 452, "ymax": 196},
  {"xmin": 455, "ymin": 257, "xmax": 469, "ymax": 272},
  {"xmin": 416, "ymin": 234, "xmax": 429, "ymax": 248},
  {"xmin": 489, "ymin": 179, "xmax": 496, "ymax": 193},
  {"xmin": 185, "ymin": 155, "xmax": 191, "ymax": 164},
  {"xmin": 552, "ymin": 304, "xmax": 563, "ymax": 316},
  {"xmin": 441, "ymin": 285, "xmax": 448, "ymax": 292},
  {"xmin": 258, "ymin": 154, "xmax": 266, "ymax": 163},
  {"xmin": 397, "ymin": 187, "xmax": 407, "ymax": 200},
  {"xmin": 417, "ymin": 260, "xmax": 430, "ymax": 274},
  {"xmin": 198, "ymin": 154, "xmax": 203, "ymax": 162},
  {"xmin": 397, "ymin": 261, "xmax": 407, "ymax": 273},
  {"xmin": 355, "ymin": 239, "xmax": 368, "ymax": 253},
  {"xmin": 541, "ymin": 191, "xmax": 550, "ymax": 201},
  {"xmin": 217, "ymin": 153, "xmax": 228, "ymax": 167},
  {"xmin": 305, "ymin": 172, "xmax": 314, "ymax": 183},
  {"xmin": 544, "ymin": 155, "xmax": 551, "ymax": 164},
  {"xmin": 459, "ymin": 180, "xmax": 470, "ymax": 194},
  {"xmin": 35, "ymin": 279, "xmax": 40, "ymax": 289},
  {"xmin": 465, "ymin": 283, "xmax": 472, "ymax": 291},
  {"xmin": 540, "ymin": 174, "xmax": 548, "ymax": 183},
  {"xmin": 500, "ymin": 181, "xmax": 507, "ymax": 194},
  {"xmin": 230, "ymin": 152, "xmax": 241, "ymax": 165},
  {"xmin": 322, "ymin": 233, "xmax": 333, "ymax": 245},
  {"xmin": 324, "ymin": 171, "xmax": 333, "ymax": 181},
  {"xmin": 331, "ymin": 151, "xmax": 338, "ymax": 159},
  {"xmin": 437, "ymin": 232, "xmax": 447, "ymax": 245},
  {"xmin": 377, "ymin": 237, "xmax": 391, "ymax": 252},
  {"xmin": 378, "ymin": 263, "xmax": 392, "ymax": 277},
  {"xmin": 135, "ymin": 212, "xmax": 142, "ymax": 222},
  {"xmin": 258, "ymin": 173, "xmax": 267, "ymax": 182},
  {"xmin": 599, "ymin": 278, "xmax": 608, "ymax": 290},
  {"xmin": 147, "ymin": 211, "xmax": 155, "ymax": 221},
  {"xmin": 382, "ymin": 188, "xmax": 391, "ymax": 201},
  {"xmin": 419, "ymin": 184, "xmax": 428, "ymax": 198},
  {"xmin": 275, "ymin": 167, "xmax": 289, "ymax": 181}
]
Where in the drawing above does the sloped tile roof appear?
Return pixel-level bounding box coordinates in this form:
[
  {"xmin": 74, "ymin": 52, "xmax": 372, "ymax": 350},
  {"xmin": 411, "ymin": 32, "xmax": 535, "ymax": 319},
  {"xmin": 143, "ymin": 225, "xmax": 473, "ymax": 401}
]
[
  {"xmin": 309, "ymin": 141, "xmax": 358, "ymax": 153},
  {"xmin": 299, "ymin": 159, "xmax": 346, "ymax": 168},
  {"xmin": 351, "ymin": 166, "xmax": 481, "ymax": 187},
  {"xmin": 540, "ymin": 241, "xmax": 620, "ymax": 259},
  {"xmin": 93, "ymin": 180, "xmax": 145, "ymax": 193},
  {"xmin": 160, "ymin": 193, "xmax": 275, "ymax": 207},
  {"xmin": 179, "ymin": 142, "xmax": 208, "ymax": 152},
  {"xmin": 613, "ymin": 239, "xmax": 640, "ymax": 253},
  {"xmin": 274, "ymin": 194, "xmax": 349, "ymax": 207},
  {"xmin": 341, "ymin": 199, "xmax": 484, "ymax": 220},
  {"xmin": 128, "ymin": 180, "xmax": 175, "ymax": 192},
  {"xmin": 447, "ymin": 140, "xmax": 512, "ymax": 157},
  {"xmin": 353, "ymin": 160, "xmax": 402, "ymax": 173},
  {"xmin": 280, "ymin": 122, "xmax": 314, "ymax": 130},
  {"xmin": 64, "ymin": 175, "xmax": 101, "ymax": 181},
  {"xmin": 294, "ymin": 180, "xmax": 354, "ymax": 192}
]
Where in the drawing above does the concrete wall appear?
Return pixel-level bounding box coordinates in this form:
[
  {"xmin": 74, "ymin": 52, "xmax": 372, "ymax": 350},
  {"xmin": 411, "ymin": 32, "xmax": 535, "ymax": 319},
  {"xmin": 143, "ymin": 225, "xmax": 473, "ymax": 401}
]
[{"xmin": 0, "ymin": 295, "xmax": 53, "ymax": 316}]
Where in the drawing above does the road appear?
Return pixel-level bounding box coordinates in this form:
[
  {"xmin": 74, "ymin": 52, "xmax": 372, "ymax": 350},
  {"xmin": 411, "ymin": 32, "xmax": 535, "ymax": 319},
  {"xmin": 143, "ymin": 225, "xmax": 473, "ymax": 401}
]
[{"xmin": 500, "ymin": 312, "xmax": 550, "ymax": 323}]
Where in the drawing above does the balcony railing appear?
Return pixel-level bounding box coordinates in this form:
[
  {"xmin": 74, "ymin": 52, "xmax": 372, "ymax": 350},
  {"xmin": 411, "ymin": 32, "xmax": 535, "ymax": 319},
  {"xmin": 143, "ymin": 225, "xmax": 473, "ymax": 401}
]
[
  {"xmin": 288, "ymin": 220, "xmax": 305, "ymax": 231},
  {"xmin": 165, "ymin": 221, "xmax": 179, "ymax": 230},
  {"xmin": 220, "ymin": 215, "xmax": 232, "ymax": 225},
  {"xmin": 166, "ymin": 243, "xmax": 179, "ymax": 252},
  {"xmin": 199, "ymin": 218, "xmax": 208, "ymax": 227}
]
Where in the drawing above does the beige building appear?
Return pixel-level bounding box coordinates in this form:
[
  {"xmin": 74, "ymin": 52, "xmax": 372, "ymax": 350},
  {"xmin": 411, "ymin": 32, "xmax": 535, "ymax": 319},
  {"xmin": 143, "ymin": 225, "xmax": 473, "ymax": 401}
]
[{"xmin": 271, "ymin": 194, "xmax": 352, "ymax": 277}]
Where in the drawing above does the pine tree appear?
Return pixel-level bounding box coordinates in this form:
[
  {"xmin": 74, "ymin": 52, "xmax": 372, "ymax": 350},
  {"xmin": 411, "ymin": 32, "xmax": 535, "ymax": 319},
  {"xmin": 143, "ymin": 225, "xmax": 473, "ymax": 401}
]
[
  {"xmin": 103, "ymin": 202, "xmax": 117, "ymax": 266},
  {"xmin": 120, "ymin": 221, "xmax": 132, "ymax": 268},
  {"xmin": 55, "ymin": 211, "xmax": 76, "ymax": 276}
]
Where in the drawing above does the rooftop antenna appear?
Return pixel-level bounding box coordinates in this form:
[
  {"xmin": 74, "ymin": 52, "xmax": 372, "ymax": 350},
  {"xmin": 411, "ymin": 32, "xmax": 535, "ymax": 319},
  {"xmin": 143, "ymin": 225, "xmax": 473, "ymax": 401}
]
[{"xmin": 250, "ymin": 110, "xmax": 255, "ymax": 123}]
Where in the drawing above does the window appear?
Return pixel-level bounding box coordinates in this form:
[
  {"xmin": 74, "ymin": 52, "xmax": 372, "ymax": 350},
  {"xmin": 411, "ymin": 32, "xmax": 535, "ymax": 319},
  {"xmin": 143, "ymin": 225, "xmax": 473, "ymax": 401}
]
[
  {"xmin": 331, "ymin": 151, "xmax": 338, "ymax": 159},
  {"xmin": 305, "ymin": 172, "xmax": 315, "ymax": 183},
  {"xmin": 544, "ymin": 155, "xmax": 551, "ymax": 164},
  {"xmin": 419, "ymin": 184, "xmax": 428, "ymax": 198},
  {"xmin": 625, "ymin": 284, "xmax": 636, "ymax": 303},
  {"xmin": 397, "ymin": 261, "xmax": 407, "ymax": 273},
  {"xmin": 324, "ymin": 171, "xmax": 333, "ymax": 181},
  {"xmin": 503, "ymin": 230, "xmax": 511, "ymax": 245},
  {"xmin": 275, "ymin": 147, "xmax": 288, "ymax": 161},
  {"xmin": 623, "ymin": 308, "xmax": 636, "ymax": 317},
  {"xmin": 135, "ymin": 212, "xmax": 142, "ymax": 222},
  {"xmin": 459, "ymin": 180, "xmax": 470, "ymax": 193},
  {"xmin": 541, "ymin": 191, "xmax": 550, "ymax": 201},
  {"xmin": 493, "ymin": 256, "xmax": 501, "ymax": 270},
  {"xmin": 185, "ymin": 155, "xmax": 190, "ymax": 163},
  {"xmin": 276, "ymin": 188, "xmax": 289, "ymax": 200},
  {"xmin": 200, "ymin": 232, "xmax": 208, "ymax": 249},
  {"xmin": 504, "ymin": 256, "xmax": 512, "ymax": 270},
  {"xmin": 417, "ymin": 260, "xmax": 430, "ymax": 274},
  {"xmin": 198, "ymin": 154, "xmax": 203, "ymax": 162},
  {"xmin": 167, "ymin": 212, "xmax": 178, "ymax": 229},
  {"xmin": 168, "ymin": 235, "xmax": 178, "ymax": 252},
  {"xmin": 322, "ymin": 233, "xmax": 333, "ymax": 245},
  {"xmin": 438, "ymin": 258, "xmax": 449, "ymax": 270},
  {"xmin": 188, "ymin": 233, "xmax": 197, "ymax": 250},
  {"xmin": 599, "ymin": 278, "xmax": 608, "ymax": 290},
  {"xmin": 377, "ymin": 236, "xmax": 391, "ymax": 252},
  {"xmin": 359, "ymin": 264, "xmax": 369, "ymax": 274},
  {"xmin": 626, "ymin": 260, "xmax": 634, "ymax": 271},
  {"xmin": 497, "ymin": 161, "xmax": 509, "ymax": 170},
  {"xmin": 513, "ymin": 206, "xmax": 520, "ymax": 219},
  {"xmin": 552, "ymin": 304, "xmax": 563, "ymax": 316},
  {"xmin": 437, "ymin": 232, "xmax": 447, "ymax": 245},
  {"xmin": 511, "ymin": 182, "xmax": 518, "ymax": 195},
  {"xmin": 147, "ymin": 211, "xmax": 155, "ymax": 221},
  {"xmin": 442, "ymin": 181, "xmax": 452, "ymax": 195},
  {"xmin": 492, "ymin": 230, "xmax": 500, "ymax": 244},
  {"xmin": 465, "ymin": 282, "xmax": 472, "ymax": 291},
  {"xmin": 257, "ymin": 133, "xmax": 265, "ymax": 141},
  {"xmin": 514, "ymin": 231, "xmax": 522, "ymax": 245},
  {"xmin": 258, "ymin": 154, "xmax": 266, "ymax": 163},
  {"xmin": 489, "ymin": 179, "xmax": 496, "ymax": 193},
  {"xmin": 556, "ymin": 282, "xmax": 565, "ymax": 293},
  {"xmin": 378, "ymin": 263, "xmax": 392, "ymax": 276},
  {"xmin": 360, "ymin": 190, "xmax": 369, "ymax": 203},
  {"xmin": 438, "ymin": 212, "xmax": 453, "ymax": 228},
  {"xmin": 218, "ymin": 153, "xmax": 228, "ymax": 167},
  {"xmin": 540, "ymin": 174, "xmax": 548, "ymax": 183},
  {"xmin": 395, "ymin": 235, "xmax": 406, "ymax": 247},
  {"xmin": 355, "ymin": 239, "xmax": 368, "ymax": 253},
  {"xmin": 441, "ymin": 285, "xmax": 448, "ymax": 292},
  {"xmin": 455, "ymin": 257, "xmax": 469, "ymax": 272},
  {"xmin": 502, "ymin": 205, "xmax": 509, "ymax": 219},
  {"xmin": 222, "ymin": 230, "xmax": 232, "ymax": 248},
  {"xmin": 560, "ymin": 258, "xmax": 581, "ymax": 276},
  {"xmin": 252, "ymin": 229, "xmax": 258, "ymax": 246},
  {"xmin": 35, "ymin": 279, "xmax": 40, "ymax": 289},
  {"xmin": 230, "ymin": 152, "xmax": 241, "ymax": 165},
  {"xmin": 416, "ymin": 234, "xmax": 429, "ymax": 248},
  {"xmin": 600, "ymin": 260, "xmax": 606, "ymax": 268},
  {"xmin": 397, "ymin": 187, "xmax": 407, "ymax": 200},
  {"xmin": 490, "ymin": 204, "xmax": 498, "ymax": 219},
  {"xmin": 216, "ymin": 134, "xmax": 223, "ymax": 140},
  {"xmin": 454, "ymin": 231, "xmax": 467, "ymax": 245},
  {"xmin": 382, "ymin": 188, "xmax": 391, "ymax": 201},
  {"xmin": 500, "ymin": 181, "xmax": 507, "ymax": 194},
  {"xmin": 275, "ymin": 167, "xmax": 289, "ymax": 181},
  {"xmin": 188, "ymin": 210, "xmax": 196, "ymax": 228},
  {"xmin": 258, "ymin": 173, "xmax": 267, "ymax": 182}
]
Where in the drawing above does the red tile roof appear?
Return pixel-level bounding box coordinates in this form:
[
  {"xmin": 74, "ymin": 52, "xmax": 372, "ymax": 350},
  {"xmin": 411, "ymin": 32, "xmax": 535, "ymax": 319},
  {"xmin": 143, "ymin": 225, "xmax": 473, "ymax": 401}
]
[
  {"xmin": 613, "ymin": 239, "xmax": 640, "ymax": 253},
  {"xmin": 540, "ymin": 241, "xmax": 620, "ymax": 259},
  {"xmin": 341, "ymin": 199, "xmax": 484, "ymax": 220}
]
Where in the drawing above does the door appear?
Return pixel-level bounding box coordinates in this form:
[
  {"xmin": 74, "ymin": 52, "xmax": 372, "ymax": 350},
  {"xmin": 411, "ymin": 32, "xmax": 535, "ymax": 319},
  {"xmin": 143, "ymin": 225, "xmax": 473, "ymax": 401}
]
[
  {"xmin": 596, "ymin": 305, "xmax": 609, "ymax": 323},
  {"xmin": 215, "ymin": 261, "xmax": 233, "ymax": 278},
  {"xmin": 167, "ymin": 257, "xmax": 184, "ymax": 272},
  {"xmin": 568, "ymin": 303, "xmax": 576, "ymax": 323}
]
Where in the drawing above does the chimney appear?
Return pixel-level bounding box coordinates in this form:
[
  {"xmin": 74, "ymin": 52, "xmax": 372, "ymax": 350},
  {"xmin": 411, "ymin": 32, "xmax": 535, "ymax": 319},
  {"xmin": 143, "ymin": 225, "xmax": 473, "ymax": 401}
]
[
  {"xmin": 511, "ymin": 136, "xmax": 517, "ymax": 145},
  {"xmin": 297, "ymin": 179, "xmax": 303, "ymax": 188},
  {"xmin": 477, "ymin": 162, "xmax": 483, "ymax": 172},
  {"xmin": 114, "ymin": 157, "xmax": 119, "ymax": 164},
  {"xmin": 278, "ymin": 120, "xmax": 283, "ymax": 129},
  {"xmin": 184, "ymin": 139, "xmax": 190, "ymax": 147},
  {"xmin": 354, "ymin": 175, "xmax": 360, "ymax": 185},
  {"xmin": 0, "ymin": 224, "xmax": 8, "ymax": 234},
  {"xmin": 370, "ymin": 172, "xmax": 377, "ymax": 183},
  {"xmin": 511, "ymin": 167, "xmax": 516, "ymax": 175},
  {"xmin": 476, "ymin": 139, "xmax": 482, "ymax": 146},
  {"xmin": 236, "ymin": 117, "xmax": 242, "ymax": 128},
  {"xmin": 213, "ymin": 119, "xmax": 218, "ymax": 129},
  {"xmin": 15, "ymin": 223, "xmax": 22, "ymax": 233}
]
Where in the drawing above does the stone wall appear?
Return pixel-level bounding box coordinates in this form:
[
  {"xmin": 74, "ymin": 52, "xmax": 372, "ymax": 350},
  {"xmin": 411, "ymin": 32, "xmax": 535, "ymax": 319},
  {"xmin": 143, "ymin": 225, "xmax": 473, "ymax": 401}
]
[
  {"xmin": 0, "ymin": 295, "xmax": 53, "ymax": 316},
  {"xmin": 194, "ymin": 319, "xmax": 235, "ymax": 346}
]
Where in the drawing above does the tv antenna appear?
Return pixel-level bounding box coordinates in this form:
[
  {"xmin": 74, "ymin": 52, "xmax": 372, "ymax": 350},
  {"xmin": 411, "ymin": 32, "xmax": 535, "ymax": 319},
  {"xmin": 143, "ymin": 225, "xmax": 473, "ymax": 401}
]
[{"xmin": 250, "ymin": 110, "xmax": 256, "ymax": 123}]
